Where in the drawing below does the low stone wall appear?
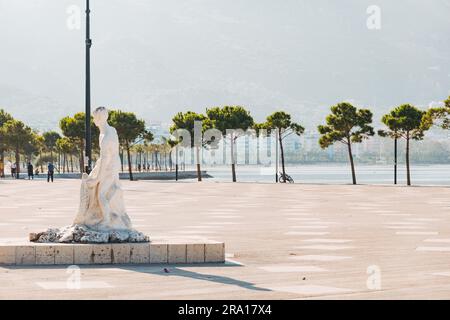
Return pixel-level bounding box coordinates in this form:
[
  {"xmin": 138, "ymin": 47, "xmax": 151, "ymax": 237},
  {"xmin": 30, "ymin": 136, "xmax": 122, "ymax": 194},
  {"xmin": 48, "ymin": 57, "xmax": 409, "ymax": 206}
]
[
  {"xmin": 0, "ymin": 240, "xmax": 225, "ymax": 265},
  {"xmin": 6, "ymin": 170, "xmax": 211, "ymax": 181},
  {"xmin": 120, "ymin": 171, "xmax": 212, "ymax": 181}
]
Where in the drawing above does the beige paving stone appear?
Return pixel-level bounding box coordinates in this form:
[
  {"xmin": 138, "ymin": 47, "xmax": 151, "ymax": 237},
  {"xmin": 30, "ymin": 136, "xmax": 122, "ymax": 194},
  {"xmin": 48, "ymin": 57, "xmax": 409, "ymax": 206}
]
[
  {"xmin": 73, "ymin": 244, "xmax": 94, "ymax": 265},
  {"xmin": 416, "ymin": 246, "xmax": 450, "ymax": 252},
  {"xmin": 301, "ymin": 239, "xmax": 352, "ymax": 244},
  {"xmin": 15, "ymin": 246, "xmax": 36, "ymax": 265},
  {"xmin": 260, "ymin": 265, "xmax": 327, "ymax": 273},
  {"xmin": 187, "ymin": 244, "xmax": 205, "ymax": 263},
  {"xmin": 294, "ymin": 245, "xmax": 354, "ymax": 250},
  {"xmin": 205, "ymin": 242, "xmax": 225, "ymax": 263},
  {"xmin": 130, "ymin": 243, "xmax": 150, "ymax": 264},
  {"xmin": 285, "ymin": 231, "xmax": 330, "ymax": 236},
  {"xmin": 35, "ymin": 245, "xmax": 55, "ymax": 265},
  {"xmin": 290, "ymin": 255, "xmax": 352, "ymax": 262},
  {"xmin": 150, "ymin": 243, "xmax": 168, "ymax": 263},
  {"xmin": 0, "ymin": 246, "xmax": 15, "ymax": 265},
  {"xmin": 168, "ymin": 244, "xmax": 187, "ymax": 263},
  {"xmin": 5, "ymin": 180, "xmax": 450, "ymax": 299},
  {"xmin": 54, "ymin": 245, "xmax": 74, "ymax": 265},
  {"xmin": 269, "ymin": 285, "xmax": 352, "ymax": 295},
  {"xmin": 92, "ymin": 244, "xmax": 112, "ymax": 264},
  {"xmin": 112, "ymin": 244, "xmax": 131, "ymax": 264}
]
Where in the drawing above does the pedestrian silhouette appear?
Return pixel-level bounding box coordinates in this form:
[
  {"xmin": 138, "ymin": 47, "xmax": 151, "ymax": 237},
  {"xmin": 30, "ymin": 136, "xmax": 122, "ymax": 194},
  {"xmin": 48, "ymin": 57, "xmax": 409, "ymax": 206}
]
[
  {"xmin": 11, "ymin": 162, "xmax": 16, "ymax": 178},
  {"xmin": 47, "ymin": 162, "xmax": 55, "ymax": 183},
  {"xmin": 27, "ymin": 162, "xmax": 34, "ymax": 180}
]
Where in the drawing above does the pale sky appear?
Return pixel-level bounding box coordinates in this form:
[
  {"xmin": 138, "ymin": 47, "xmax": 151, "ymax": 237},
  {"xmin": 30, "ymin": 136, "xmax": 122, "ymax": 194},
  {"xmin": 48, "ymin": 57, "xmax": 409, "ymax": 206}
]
[{"xmin": 1, "ymin": 0, "xmax": 449, "ymax": 131}]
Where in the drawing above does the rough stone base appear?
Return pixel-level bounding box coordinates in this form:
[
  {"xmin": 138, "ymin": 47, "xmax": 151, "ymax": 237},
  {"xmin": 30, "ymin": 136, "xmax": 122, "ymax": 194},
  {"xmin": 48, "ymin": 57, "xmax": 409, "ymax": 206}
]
[
  {"xmin": 0, "ymin": 240, "xmax": 225, "ymax": 265},
  {"xmin": 29, "ymin": 224, "xmax": 149, "ymax": 244}
]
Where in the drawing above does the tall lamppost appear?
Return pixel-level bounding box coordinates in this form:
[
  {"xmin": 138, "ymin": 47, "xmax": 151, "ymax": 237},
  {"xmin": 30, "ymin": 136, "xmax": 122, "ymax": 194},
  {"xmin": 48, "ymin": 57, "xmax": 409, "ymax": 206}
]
[{"xmin": 85, "ymin": 0, "xmax": 92, "ymax": 173}]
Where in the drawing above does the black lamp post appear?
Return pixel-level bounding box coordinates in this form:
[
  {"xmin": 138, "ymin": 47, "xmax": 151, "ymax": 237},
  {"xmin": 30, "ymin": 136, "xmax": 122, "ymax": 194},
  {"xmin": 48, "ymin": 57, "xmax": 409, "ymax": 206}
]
[{"xmin": 85, "ymin": 0, "xmax": 92, "ymax": 174}]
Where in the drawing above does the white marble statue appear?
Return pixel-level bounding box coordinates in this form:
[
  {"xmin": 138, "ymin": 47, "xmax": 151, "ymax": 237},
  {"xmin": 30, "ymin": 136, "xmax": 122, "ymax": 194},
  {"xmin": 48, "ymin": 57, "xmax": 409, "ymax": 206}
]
[
  {"xmin": 30, "ymin": 107, "xmax": 148, "ymax": 243},
  {"xmin": 74, "ymin": 107, "xmax": 132, "ymax": 231}
]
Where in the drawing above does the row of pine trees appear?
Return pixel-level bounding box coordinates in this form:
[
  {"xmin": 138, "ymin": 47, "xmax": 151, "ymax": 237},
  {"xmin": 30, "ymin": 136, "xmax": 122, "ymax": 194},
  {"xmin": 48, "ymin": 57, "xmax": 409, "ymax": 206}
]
[
  {"xmin": 1, "ymin": 95, "xmax": 449, "ymax": 185},
  {"xmin": 170, "ymin": 95, "xmax": 450, "ymax": 185}
]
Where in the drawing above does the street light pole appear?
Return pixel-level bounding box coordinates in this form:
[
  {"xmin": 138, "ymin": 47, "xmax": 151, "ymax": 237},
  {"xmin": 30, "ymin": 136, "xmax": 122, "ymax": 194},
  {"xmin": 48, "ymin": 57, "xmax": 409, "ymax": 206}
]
[{"xmin": 85, "ymin": 0, "xmax": 92, "ymax": 174}]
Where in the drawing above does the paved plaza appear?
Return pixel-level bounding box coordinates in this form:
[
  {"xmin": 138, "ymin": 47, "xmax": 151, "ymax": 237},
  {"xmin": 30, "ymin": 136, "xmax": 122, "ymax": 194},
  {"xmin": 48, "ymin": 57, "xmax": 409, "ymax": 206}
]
[{"xmin": 1, "ymin": 179, "xmax": 450, "ymax": 299}]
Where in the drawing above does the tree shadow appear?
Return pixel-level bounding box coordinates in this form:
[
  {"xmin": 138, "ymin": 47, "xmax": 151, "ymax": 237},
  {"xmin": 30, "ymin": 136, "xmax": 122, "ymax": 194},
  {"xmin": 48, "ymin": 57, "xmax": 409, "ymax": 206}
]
[
  {"xmin": 119, "ymin": 264, "xmax": 272, "ymax": 292},
  {"xmin": 1, "ymin": 261, "xmax": 271, "ymax": 292}
]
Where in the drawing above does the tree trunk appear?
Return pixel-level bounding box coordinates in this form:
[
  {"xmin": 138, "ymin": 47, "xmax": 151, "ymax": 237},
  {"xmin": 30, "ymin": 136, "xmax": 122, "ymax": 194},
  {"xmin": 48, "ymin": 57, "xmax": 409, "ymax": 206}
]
[
  {"xmin": 157, "ymin": 153, "xmax": 161, "ymax": 170},
  {"xmin": 151, "ymin": 152, "xmax": 154, "ymax": 170},
  {"xmin": 135, "ymin": 152, "xmax": 138, "ymax": 172},
  {"xmin": 70, "ymin": 154, "xmax": 74, "ymax": 173},
  {"xmin": 175, "ymin": 147, "xmax": 179, "ymax": 181},
  {"xmin": 230, "ymin": 134, "xmax": 236, "ymax": 182},
  {"xmin": 279, "ymin": 129, "xmax": 287, "ymax": 183},
  {"xmin": 79, "ymin": 142, "xmax": 85, "ymax": 173},
  {"xmin": 223, "ymin": 138, "xmax": 227, "ymax": 165},
  {"xmin": 275, "ymin": 131, "xmax": 279, "ymax": 183},
  {"xmin": 126, "ymin": 144, "xmax": 133, "ymax": 181},
  {"xmin": 165, "ymin": 153, "xmax": 168, "ymax": 171},
  {"xmin": 15, "ymin": 145, "xmax": 20, "ymax": 179},
  {"xmin": 406, "ymin": 132, "xmax": 411, "ymax": 186},
  {"xmin": 163, "ymin": 152, "xmax": 165, "ymax": 171},
  {"xmin": 0, "ymin": 150, "xmax": 4, "ymax": 178},
  {"xmin": 120, "ymin": 148, "xmax": 124, "ymax": 172},
  {"xmin": 79, "ymin": 151, "xmax": 83, "ymax": 173},
  {"xmin": 256, "ymin": 136, "xmax": 260, "ymax": 165},
  {"xmin": 195, "ymin": 146, "xmax": 202, "ymax": 181},
  {"xmin": 394, "ymin": 138, "xmax": 397, "ymax": 185},
  {"xmin": 39, "ymin": 151, "xmax": 43, "ymax": 173},
  {"xmin": 347, "ymin": 140, "xmax": 357, "ymax": 185}
]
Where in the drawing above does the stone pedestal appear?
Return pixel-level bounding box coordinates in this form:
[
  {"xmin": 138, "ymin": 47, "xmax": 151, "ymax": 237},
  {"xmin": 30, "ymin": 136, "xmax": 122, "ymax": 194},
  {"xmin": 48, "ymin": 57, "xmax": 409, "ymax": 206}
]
[{"xmin": 0, "ymin": 239, "xmax": 225, "ymax": 266}]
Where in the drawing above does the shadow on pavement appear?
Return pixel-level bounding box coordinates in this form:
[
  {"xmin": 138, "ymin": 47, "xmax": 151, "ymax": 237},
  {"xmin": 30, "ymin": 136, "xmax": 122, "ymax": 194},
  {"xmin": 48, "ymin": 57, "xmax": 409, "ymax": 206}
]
[
  {"xmin": 119, "ymin": 264, "xmax": 271, "ymax": 292},
  {"xmin": 2, "ymin": 261, "xmax": 271, "ymax": 292}
]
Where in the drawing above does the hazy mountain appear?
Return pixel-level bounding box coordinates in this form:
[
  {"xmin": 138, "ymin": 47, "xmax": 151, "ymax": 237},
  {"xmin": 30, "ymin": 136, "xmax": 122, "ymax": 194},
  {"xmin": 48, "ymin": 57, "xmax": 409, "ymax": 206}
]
[{"xmin": 0, "ymin": 0, "xmax": 449, "ymax": 130}]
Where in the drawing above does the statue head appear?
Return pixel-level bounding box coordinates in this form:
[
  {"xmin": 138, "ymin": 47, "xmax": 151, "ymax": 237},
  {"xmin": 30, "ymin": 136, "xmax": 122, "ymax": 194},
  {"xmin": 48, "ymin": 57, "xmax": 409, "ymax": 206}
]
[{"xmin": 93, "ymin": 107, "xmax": 109, "ymax": 127}]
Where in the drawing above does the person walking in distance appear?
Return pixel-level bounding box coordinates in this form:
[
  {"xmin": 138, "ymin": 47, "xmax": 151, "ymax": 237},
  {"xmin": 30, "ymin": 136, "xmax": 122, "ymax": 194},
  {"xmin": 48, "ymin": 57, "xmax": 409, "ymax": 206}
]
[
  {"xmin": 47, "ymin": 162, "xmax": 55, "ymax": 183},
  {"xmin": 27, "ymin": 161, "xmax": 34, "ymax": 180},
  {"xmin": 11, "ymin": 162, "xmax": 16, "ymax": 178}
]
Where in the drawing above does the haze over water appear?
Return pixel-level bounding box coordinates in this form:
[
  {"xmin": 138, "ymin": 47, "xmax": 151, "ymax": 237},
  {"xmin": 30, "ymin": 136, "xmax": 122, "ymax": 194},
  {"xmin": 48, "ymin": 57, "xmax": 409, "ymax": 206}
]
[{"xmin": 200, "ymin": 164, "xmax": 450, "ymax": 185}]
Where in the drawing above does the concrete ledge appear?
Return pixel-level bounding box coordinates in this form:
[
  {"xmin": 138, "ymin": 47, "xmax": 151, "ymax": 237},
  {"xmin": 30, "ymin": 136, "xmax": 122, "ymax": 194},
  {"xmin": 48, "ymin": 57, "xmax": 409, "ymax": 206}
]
[
  {"xmin": 0, "ymin": 240, "xmax": 225, "ymax": 266},
  {"xmin": 13, "ymin": 170, "xmax": 212, "ymax": 181}
]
